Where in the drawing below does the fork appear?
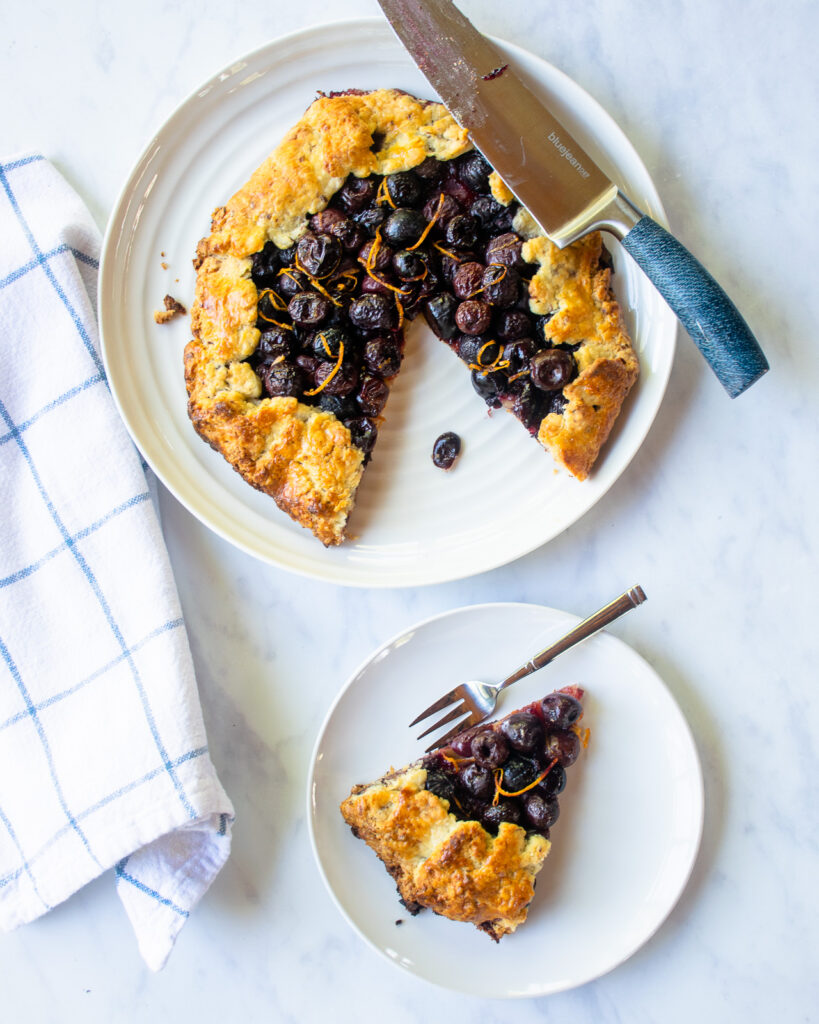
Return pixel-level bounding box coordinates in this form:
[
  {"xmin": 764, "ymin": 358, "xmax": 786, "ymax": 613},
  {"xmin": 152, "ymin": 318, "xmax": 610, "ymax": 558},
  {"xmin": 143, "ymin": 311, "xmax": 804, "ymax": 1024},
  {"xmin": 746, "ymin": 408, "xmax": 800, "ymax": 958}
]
[{"xmin": 411, "ymin": 585, "xmax": 647, "ymax": 751}]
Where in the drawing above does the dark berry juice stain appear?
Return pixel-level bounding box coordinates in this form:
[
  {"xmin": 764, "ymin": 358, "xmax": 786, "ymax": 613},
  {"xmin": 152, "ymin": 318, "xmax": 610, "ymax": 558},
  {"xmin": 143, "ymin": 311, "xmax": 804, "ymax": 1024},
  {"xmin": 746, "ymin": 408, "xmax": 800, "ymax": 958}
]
[
  {"xmin": 482, "ymin": 63, "xmax": 509, "ymax": 81},
  {"xmin": 246, "ymin": 147, "xmax": 588, "ymax": 459}
]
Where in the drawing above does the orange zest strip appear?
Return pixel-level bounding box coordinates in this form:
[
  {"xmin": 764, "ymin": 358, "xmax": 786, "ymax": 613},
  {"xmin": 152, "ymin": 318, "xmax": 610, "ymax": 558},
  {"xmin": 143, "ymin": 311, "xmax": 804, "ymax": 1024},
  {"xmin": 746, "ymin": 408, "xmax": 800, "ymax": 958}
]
[
  {"xmin": 433, "ymin": 241, "xmax": 462, "ymax": 261},
  {"xmin": 507, "ymin": 368, "xmax": 530, "ymax": 383},
  {"xmin": 376, "ymin": 177, "xmax": 396, "ymax": 209},
  {"xmin": 304, "ymin": 341, "xmax": 344, "ymax": 396},
  {"xmin": 395, "ymin": 294, "xmax": 405, "ymax": 329},
  {"xmin": 497, "ymin": 758, "xmax": 558, "ymax": 798},
  {"xmin": 363, "ymin": 227, "xmax": 411, "ymax": 296},
  {"xmin": 407, "ymin": 192, "xmax": 445, "ymax": 251},
  {"xmin": 258, "ymin": 287, "xmax": 288, "ymax": 311},
  {"xmin": 258, "ymin": 314, "xmax": 294, "ymax": 331},
  {"xmin": 491, "ymin": 768, "xmax": 504, "ymax": 806}
]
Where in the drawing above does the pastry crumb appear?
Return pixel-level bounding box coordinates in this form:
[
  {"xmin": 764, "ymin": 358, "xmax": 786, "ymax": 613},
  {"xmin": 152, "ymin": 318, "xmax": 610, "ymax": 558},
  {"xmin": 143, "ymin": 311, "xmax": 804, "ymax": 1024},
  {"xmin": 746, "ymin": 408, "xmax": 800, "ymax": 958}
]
[
  {"xmin": 154, "ymin": 294, "xmax": 187, "ymax": 323},
  {"xmin": 161, "ymin": 261, "xmax": 169, "ymax": 270}
]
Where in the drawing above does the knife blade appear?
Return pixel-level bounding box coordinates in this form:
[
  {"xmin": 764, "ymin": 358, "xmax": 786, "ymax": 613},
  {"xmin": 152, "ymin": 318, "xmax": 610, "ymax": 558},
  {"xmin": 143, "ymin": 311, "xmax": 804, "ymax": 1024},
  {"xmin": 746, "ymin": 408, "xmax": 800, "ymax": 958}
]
[{"xmin": 377, "ymin": 0, "xmax": 768, "ymax": 398}]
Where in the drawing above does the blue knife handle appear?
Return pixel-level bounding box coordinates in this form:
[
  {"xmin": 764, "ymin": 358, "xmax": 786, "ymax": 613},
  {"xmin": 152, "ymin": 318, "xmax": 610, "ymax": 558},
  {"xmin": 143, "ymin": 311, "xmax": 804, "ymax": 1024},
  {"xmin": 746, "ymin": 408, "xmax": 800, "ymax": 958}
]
[{"xmin": 621, "ymin": 215, "xmax": 768, "ymax": 397}]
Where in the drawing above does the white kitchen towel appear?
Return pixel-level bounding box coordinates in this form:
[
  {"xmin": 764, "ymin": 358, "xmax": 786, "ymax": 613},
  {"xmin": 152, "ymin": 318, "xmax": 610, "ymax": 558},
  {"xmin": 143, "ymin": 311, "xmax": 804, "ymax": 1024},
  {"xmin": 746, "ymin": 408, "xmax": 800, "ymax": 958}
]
[{"xmin": 0, "ymin": 154, "xmax": 234, "ymax": 971}]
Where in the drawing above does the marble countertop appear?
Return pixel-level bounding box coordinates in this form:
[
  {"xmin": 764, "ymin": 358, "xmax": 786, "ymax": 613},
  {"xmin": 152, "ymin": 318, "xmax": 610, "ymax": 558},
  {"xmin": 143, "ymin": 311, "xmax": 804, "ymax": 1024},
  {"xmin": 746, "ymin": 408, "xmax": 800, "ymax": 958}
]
[{"xmin": 2, "ymin": 0, "xmax": 817, "ymax": 1020}]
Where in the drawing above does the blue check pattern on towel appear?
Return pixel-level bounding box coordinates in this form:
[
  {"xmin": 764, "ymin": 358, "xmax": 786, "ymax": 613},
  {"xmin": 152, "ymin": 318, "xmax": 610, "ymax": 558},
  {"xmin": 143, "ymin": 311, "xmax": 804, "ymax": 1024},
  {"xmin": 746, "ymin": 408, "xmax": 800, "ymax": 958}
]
[{"xmin": 0, "ymin": 154, "xmax": 234, "ymax": 971}]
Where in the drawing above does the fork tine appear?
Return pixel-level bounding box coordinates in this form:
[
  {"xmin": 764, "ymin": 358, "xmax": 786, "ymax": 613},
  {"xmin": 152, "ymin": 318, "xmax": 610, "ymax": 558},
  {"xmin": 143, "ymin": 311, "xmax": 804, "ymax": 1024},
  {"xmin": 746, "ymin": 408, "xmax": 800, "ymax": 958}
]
[
  {"xmin": 425, "ymin": 717, "xmax": 477, "ymax": 754},
  {"xmin": 416, "ymin": 701, "xmax": 468, "ymax": 740},
  {"xmin": 408, "ymin": 688, "xmax": 461, "ymax": 728}
]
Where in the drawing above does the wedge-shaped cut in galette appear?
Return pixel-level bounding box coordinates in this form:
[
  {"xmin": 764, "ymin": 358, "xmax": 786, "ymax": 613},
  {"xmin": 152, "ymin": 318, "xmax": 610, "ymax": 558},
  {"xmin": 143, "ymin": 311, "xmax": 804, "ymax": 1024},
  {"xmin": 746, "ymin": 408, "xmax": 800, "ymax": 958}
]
[
  {"xmin": 187, "ymin": 89, "xmax": 639, "ymax": 545},
  {"xmin": 340, "ymin": 685, "xmax": 588, "ymax": 940}
]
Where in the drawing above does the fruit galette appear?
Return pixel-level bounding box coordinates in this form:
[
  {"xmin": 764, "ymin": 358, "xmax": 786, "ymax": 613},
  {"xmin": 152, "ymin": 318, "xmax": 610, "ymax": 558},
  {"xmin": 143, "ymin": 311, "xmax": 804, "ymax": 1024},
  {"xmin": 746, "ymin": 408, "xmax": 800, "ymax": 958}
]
[
  {"xmin": 340, "ymin": 685, "xmax": 588, "ymax": 940},
  {"xmin": 187, "ymin": 89, "xmax": 638, "ymax": 545}
]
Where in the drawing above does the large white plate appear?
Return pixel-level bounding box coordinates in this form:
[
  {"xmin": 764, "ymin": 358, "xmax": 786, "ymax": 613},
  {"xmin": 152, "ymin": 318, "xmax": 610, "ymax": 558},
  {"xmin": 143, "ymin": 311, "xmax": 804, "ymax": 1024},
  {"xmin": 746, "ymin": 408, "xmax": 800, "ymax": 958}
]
[
  {"xmin": 99, "ymin": 20, "xmax": 676, "ymax": 587},
  {"xmin": 308, "ymin": 602, "xmax": 703, "ymax": 997}
]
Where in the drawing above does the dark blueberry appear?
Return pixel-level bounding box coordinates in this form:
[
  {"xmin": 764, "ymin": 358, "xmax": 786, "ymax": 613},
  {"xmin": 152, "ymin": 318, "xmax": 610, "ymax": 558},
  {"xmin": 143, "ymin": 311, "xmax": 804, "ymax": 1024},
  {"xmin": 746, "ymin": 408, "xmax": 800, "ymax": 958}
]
[
  {"xmin": 544, "ymin": 729, "xmax": 581, "ymax": 767},
  {"xmin": 312, "ymin": 360, "xmax": 358, "ymax": 398},
  {"xmin": 470, "ymin": 196, "xmax": 503, "ymax": 228},
  {"xmin": 328, "ymin": 218, "xmax": 366, "ymax": 252},
  {"xmin": 424, "ymin": 292, "xmax": 459, "ymax": 340},
  {"xmin": 535, "ymin": 312, "xmax": 557, "ymax": 339},
  {"xmin": 536, "ymin": 762, "xmax": 566, "ymax": 797},
  {"xmin": 392, "ymin": 249, "xmax": 427, "ymax": 281},
  {"xmin": 309, "ymin": 208, "xmax": 346, "ymax": 234},
  {"xmin": 260, "ymin": 361, "xmax": 304, "ymax": 398},
  {"xmin": 257, "ymin": 290, "xmax": 286, "ymax": 325},
  {"xmin": 512, "ymin": 380, "xmax": 545, "ymax": 432},
  {"xmin": 353, "ymin": 206, "xmax": 388, "ymax": 236},
  {"xmin": 471, "ymin": 369, "xmax": 505, "ymax": 405},
  {"xmin": 278, "ymin": 243, "xmax": 297, "ymax": 266},
  {"xmin": 522, "ymin": 792, "xmax": 560, "ymax": 832},
  {"xmin": 317, "ymin": 393, "xmax": 357, "ymax": 418},
  {"xmin": 530, "ymin": 349, "xmax": 576, "ymax": 391},
  {"xmin": 456, "ymin": 150, "xmax": 492, "ymax": 192},
  {"xmin": 424, "ymin": 767, "xmax": 457, "ymax": 805},
  {"xmin": 356, "ymin": 375, "xmax": 390, "ymax": 416},
  {"xmin": 386, "ymin": 171, "xmax": 422, "ymax": 207},
  {"xmin": 349, "ymin": 293, "xmax": 398, "ymax": 331},
  {"xmin": 457, "ymin": 335, "xmax": 482, "ymax": 364},
  {"xmin": 296, "ymin": 234, "xmax": 341, "ymax": 278},
  {"xmin": 288, "ymin": 291, "xmax": 331, "ymax": 326},
  {"xmin": 414, "ymin": 156, "xmax": 443, "ymax": 182},
  {"xmin": 363, "ymin": 336, "xmax": 402, "ymax": 377},
  {"xmin": 423, "ymin": 192, "xmax": 461, "ymax": 228},
  {"xmin": 338, "ymin": 175, "xmax": 378, "ymax": 213},
  {"xmin": 470, "ymin": 728, "xmax": 509, "ymax": 768},
  {"xmin": 257, "ymin": 327, "xmax": 296, "ymax": 362},
  {"xmin": 448, "ymin": 727, "xmax": 480, "ymax": 757},
  {"xmin": 471, "ymin": 338, "xmax": 502, "ymax": 366},
  {"xmin": 496, "ymin": 311, "xmax": 534, "ymax": 341},
  {"xmin": 455, "ymin": 299, "xmax": 491, "ymax": 336},
  {"xmin": 358, "ymin": 238, "xmax": 393, "ymax": 273},
  {"xmin": 485, "ymin": 232, "xmax": 524, "ymax": 268},
  {"xmin": 500, "ymin": 755, "xmax": 540, "ymax": 793},
  {"xmin": 310, "ymin": 327, "xmax": 348, "ymax": 361},
  {"xmin": 250, "ymin": 241, "xmax": 280, "ymax": 285},
  {"xmin": 492, "ymin": 203, "xmax": 518, "ymax": 233},
  {"xmin": 295, "ymin": 354, "xmax": 319, "ymax": 383},
  {"xmin": 458, "ymin": 763, "xmax": 495, "ymax": 802},
  {"xmin": 278, "ymin": 269, "xmax": 309, "ymax": 300},
  {"xmin": 540, "ymin": 693, "xmax": 583, "ymax": 730},
  {"xmin": 547, "ymin": 391, "xmax": 569, "ymax": 416},
  {"xmin": 452, "ymin": 261, "xmax": 485, "ymax": 300},
  {"xmin": 481, "ymin": 264, "xmax": 520, "ymax": 307},
  {"xmin": 444, "ymin": 214, "xmax": 480, "ymax": 250},
  {"xmin": 482, "ymin": 800, "xmax": 521, "ymax": 832},
  {"xmin": 360, "ymin": 275, "xmax": 393, "ymax": 296},
  {"xmin": 345, "ymin": 416, "xmax": 378, "ymax": 453},
  {"xmin": 432, "ymin": 431, "xmax": 461, "ymax": 470},
  {"xmin": 382, "ymin": 208, "xmax": 427, "ymax": 248},
  {"xmin": 500, "ymin": 712, "xmax": 544, "ymax": 754},
  {"xmin": 503, "ymin": 338, "xmax": 537, "ymax": 373},
  {"xmin": 443, "ymin": 175, "xmax": 476, "ymax": 208}
]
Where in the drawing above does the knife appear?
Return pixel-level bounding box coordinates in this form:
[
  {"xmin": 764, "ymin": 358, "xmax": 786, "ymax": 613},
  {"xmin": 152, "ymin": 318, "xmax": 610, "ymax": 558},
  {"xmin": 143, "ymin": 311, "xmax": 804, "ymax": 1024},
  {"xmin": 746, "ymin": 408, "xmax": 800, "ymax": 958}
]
[{"xmin": 377, "ymin": 0, "xmax": 768, "ymax": 398}]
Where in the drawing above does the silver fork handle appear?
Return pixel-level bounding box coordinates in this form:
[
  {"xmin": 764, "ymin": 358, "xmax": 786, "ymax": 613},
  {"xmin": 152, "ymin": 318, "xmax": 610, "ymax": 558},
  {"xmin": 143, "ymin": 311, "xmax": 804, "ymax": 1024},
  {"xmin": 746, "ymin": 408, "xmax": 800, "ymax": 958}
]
[{"xmin": 498, "ymin": 585, "xmax": 647, "ymax": 691}]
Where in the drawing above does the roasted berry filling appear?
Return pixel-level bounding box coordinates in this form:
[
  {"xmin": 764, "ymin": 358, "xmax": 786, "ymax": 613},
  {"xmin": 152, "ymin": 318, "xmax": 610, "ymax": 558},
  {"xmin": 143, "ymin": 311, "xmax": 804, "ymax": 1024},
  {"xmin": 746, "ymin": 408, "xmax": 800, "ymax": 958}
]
[
  {"xmin": 248, "ymin": 152, "xmax": 605, "ymax": 460},
  {"xmin": 421, "ymin": 689, "xmax": 586, "ymax": 840}
]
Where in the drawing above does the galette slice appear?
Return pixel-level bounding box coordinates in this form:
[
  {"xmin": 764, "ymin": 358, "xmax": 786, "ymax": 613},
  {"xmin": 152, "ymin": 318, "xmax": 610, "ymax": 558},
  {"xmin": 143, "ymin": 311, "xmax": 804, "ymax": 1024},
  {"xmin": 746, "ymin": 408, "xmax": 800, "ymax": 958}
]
[{"xmin": 340, "ymin": 685, "xmax": 587, "ymax": 940}]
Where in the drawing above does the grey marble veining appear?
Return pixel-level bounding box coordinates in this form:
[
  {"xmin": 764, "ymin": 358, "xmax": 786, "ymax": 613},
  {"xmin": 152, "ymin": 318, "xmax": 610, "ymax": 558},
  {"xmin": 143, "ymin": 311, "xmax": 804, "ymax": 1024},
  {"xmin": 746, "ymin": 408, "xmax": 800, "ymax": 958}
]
[{"xmin": 1, "ymin": 0, "xmax": 818, "ymax": 1020}]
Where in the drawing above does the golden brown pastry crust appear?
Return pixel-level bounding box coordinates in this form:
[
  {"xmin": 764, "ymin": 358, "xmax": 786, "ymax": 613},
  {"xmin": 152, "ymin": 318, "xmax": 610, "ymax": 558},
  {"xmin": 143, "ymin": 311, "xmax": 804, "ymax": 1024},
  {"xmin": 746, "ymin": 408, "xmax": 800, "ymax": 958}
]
[
  {"xmin": 340, "ymin": 765, "xmax": 550, "ymax": 940},
  {"xmin": 186, "ymin": 88, "xmax": 639, "ymax": 543}
]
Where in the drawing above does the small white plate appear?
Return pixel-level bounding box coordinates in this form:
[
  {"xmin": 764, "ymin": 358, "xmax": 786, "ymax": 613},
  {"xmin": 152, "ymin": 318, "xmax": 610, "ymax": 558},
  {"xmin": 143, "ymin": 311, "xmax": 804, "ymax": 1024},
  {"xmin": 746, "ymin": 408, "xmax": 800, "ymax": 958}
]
[
  {"xmin": 99, "ymin": 19, "xmax": 675, "ymax": 587},
  {"xmin": 308, "ymin": 603, "xmax": 703, "ymax": 997}
]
